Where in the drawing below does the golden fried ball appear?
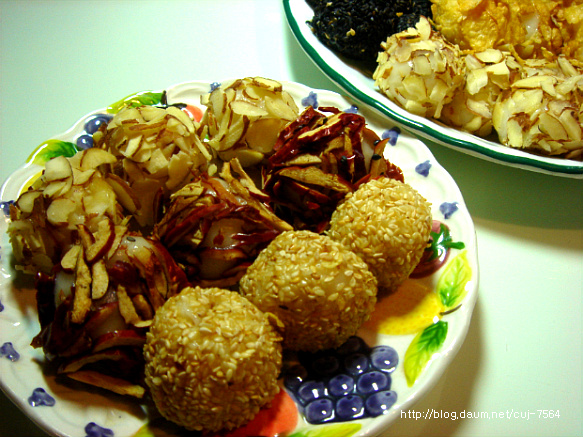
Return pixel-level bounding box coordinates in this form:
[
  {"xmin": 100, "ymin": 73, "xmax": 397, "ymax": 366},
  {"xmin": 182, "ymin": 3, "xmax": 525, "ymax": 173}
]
[
  {"xmin": 328, "ymin": 177, "xmax": 432, "ymax": 292},
  {"xmin": 239, "ymin": 230, "xmax": 377, "ymax": 352},
  {"xmin": 143, "ymin": 286, "xmax": 282, "ymax": 432}
]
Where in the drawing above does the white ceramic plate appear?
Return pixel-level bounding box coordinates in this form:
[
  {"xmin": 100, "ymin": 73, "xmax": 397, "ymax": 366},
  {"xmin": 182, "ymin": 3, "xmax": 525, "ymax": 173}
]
[
  {"xmin": 0, "ymin": 80, "xmax": 479, "ymax": 437},
  {"xmin": 283, "ymin": 0, "xmax": 583, "ymax": 179}
]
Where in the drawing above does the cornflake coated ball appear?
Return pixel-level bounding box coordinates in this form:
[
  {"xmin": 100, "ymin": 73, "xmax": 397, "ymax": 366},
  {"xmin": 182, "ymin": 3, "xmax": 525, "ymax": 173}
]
[
  {"xmin": 328, "ymin": 177, "xmax": 432, "ymax": 292},
  {"xmin": 239, "ymin": 230, "xmax": 377, "ymax": 352},
  {"xmin": 143, "ymin": 286, "xmax": 282, "ymax": 432}
]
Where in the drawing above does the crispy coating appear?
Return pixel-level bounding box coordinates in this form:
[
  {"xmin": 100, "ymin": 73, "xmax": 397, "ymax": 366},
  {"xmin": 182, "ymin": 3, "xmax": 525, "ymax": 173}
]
[
  {"xmin": 431, "ymin": 0, "xmax": 583, "ymax": 61},
  {"xmin": 239, "ymin": 231, "xmax": 377, "ymax": 352},
  {"xmin": 328, "ymin": 178, "xmax": 432, "ymax": 292},
  {"xmin": 373, "ymin": 17, "xmax": 465, "ymax": 119},
  {"xmin": 143, "ymin": 286, "xmax": 282, "ymax": 432}
]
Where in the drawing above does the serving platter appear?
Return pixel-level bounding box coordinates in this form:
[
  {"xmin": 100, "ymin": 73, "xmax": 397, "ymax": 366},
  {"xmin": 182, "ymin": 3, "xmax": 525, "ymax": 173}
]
[
  {"xmin": 0, "ymin": 79, "xmax": 478, "ymax": 437},
  {"xmin": 283, "ymin": 0, "xmax": 583, "ymax": 179}
]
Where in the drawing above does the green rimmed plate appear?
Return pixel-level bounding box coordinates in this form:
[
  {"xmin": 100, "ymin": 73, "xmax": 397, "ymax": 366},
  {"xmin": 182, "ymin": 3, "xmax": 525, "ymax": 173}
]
[{"xmin": 283, "ymin": 0, "xmax": 583, "ymax": 179}]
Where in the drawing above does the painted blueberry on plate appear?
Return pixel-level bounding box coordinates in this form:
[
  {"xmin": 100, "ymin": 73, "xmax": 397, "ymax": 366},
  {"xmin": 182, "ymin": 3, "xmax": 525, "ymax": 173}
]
[
  {"xmin": 302, "ymin": 91, "xmax": 318, "ymax": 108},
  {"xmin": 440, "ymin": 202, "xmax": 459, "ymax": 219},
  {"xmin": 84, "ymin": 114, "xmax": 112, "ymax": 135},
  {"xmin": 76, "ymin": 134, "xmax": 94, "ymax": 150},
  {"xmin": 0, "ymin": 200, "xmax": 13, "ymax": 217},
  {"xmin": 365, "ymin": 390, "xmax": 398, "ymax": 416},
  {"xmin": 28, "ymin": 388, "xmax": 56, "ymax": 407},
  {"xmin": 305, "ymin": 398, "xmax": 335, "ymax": 424},
  {"xmin": 0, "ymin": 342, "xmax": 19, "ymax": 361},
  {"xmin": 85, "ymin": 422, "xmax": 114, "ymax": 437},
  {"xmin": 283, "ymin": 336, "xmax": 399, "ymax": 424},
  {"xmin": 382, "ymin": 127, "xmax": 401, "ymax": 146},
  {"xmin": 415, "ymin": 160, "xmax": 432, "ymax": 177}
]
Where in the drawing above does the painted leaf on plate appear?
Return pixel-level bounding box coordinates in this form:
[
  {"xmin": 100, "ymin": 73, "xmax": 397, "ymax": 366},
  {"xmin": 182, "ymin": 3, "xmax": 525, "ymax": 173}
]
[
  {"xmin": 107, "ymin": 91, "xmax": 165, "ymax": 114},
  {"xmin": 132, "ymin": 426, "xmax": 154, "ymax": 437},
  {"xmin": 404, "ymin": 320, "xmax": 448, "ymax": 387},
  {"xmin": 429, "ymin": 223, "xmax": 465, "ymax": 261},
  {"xmin": 27, "ymin": 139, "xmax": 78, "ymax": 165},
  {"xmin": 289, "ymin": 422, "xmax": 362, "ymax": 437},
  {"xmin": 437, "ymin": 250, "xmax": 471, "ymax": 309}
]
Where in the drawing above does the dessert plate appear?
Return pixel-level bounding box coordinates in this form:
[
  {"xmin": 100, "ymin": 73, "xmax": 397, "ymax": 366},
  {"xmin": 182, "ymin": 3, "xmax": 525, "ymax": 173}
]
[
  {"xmin": 283, "ymin": 0, "xmax": 583, "ymax": 178},
  {"xmin": 0, "ymin": 79, "xmax": 478, "ymax": 437}
]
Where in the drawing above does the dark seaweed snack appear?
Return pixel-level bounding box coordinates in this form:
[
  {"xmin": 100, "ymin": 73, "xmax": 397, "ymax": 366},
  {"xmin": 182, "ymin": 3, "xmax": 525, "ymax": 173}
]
[
  {"xmin": 307, "ymin": 0, "xmax": 395, "ymax": 65},
  {"xmin": 307, "ymin": 0, "xmax": 432, "ymax": 65},
  {"xmin": 306, "ymin": 0, "xmax": 327, "ymax": 11},
  {"xmin": 396, "ymin": 13, "xmax": 422, "ymax": 33},
  {"xmin": 393, "ymin": 0, "xmax": 432, "ymax": 18}
]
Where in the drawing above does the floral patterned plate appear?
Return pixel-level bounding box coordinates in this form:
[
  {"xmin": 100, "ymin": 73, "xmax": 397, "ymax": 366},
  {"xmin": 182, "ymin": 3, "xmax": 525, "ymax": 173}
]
[
  {"xmin": 283, "ymin": 0, "xmax": 583, "ymax": 179},
  {"xmin": 0, "ymin": 80, "xmax": 479, "ymax": 437}
]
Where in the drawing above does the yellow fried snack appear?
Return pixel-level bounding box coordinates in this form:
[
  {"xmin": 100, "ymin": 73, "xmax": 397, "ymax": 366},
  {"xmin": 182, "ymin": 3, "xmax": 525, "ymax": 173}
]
[
  {"xmin": 431, "ymin": 0, "xmax": 583, "ymax": 61},
  {"xmin": 561, "ymin": 1, "xmax": 583, "ymax": 61}
]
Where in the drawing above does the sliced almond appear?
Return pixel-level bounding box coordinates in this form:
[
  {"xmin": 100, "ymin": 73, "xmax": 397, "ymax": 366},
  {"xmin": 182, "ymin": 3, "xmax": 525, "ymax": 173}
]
[
  {"xmin": 46, "ymin": 198, "xmax": 77, "ymax": 226},
  {"xmin": 474, "ymin": 48, "xmax": 504, "ymax": 64},
  {"xmin": 76, "ymin": 224, "xmax": 95, "ymax": 251},
  {"xmin": 219, "ymin": 114, "xmax": 248, "ymax": 151},
  {"xmin": 265, "ymin": 95, "xmax": 297, "ymax": 121},
  {"xmin": 105, "ymin": 174, "xmax": 141, "ymax": 214},
  {"xmin": 116, "ymin": 285, "xmax": 141, "ymax": 325},
  {"xmin": 91, "ymin": 259, "xmax": 109, "ymax": 299},
  {"xmin": 538, "ymin": 112, "xmax": 569, "ymax": 140},
  {"xmin": 131, "ymin": 293, "xmax": 154, "ymax": 321},
  {"xmin": 61, "ymin": 245, "xmax": 82, "ymax": 272},
  {"xmin": 166, "ymin": 106, "xmax": 195, "ymax": 134},
  {"xmin": 85, "ymin": 218, "xmax": 115, "ymax": 263},
  {"xmin": 251, "ymin": 76, "xmax": 283, "ymax": 92},
  {"xmin": 166, "ymin": 151, "xmax": 194, "ymax": 190},
  {"xmin": 106, "ymin": 225, "xmax": 128, "ymax": 259},
  {"xmin": 230, "ymin": 100, "xmax": 269, "ymax": 118},
  {"xmin": 72, "ymin": 168, "xmax": 96, "ymax": 186},
  {"xmin": 121, "ymin": 135, "xmax": 144, "ymax": 160},
  {"xmin": 15, "ymin": 190, "xmax": 42, "ymax": 214},
  {"xmin": 512, "ymin": 75, "xmax": 557, "ymax": 91},
  {"xmin": 43, "ymin": 155, "xmax": 73, "ymax": 182},
  {"xmin": 139, "ymin": 105, "xmax": 166, "ymax": 122},
  {"xmin": 71, "ymin": 248, "xmax": 92, "ymax": 324},
  {"xmin": 43, "ymin": 155, "xmax": 74, "ymax": 198},
  {"xmin": 78, "ymin": 148, "xmax": 117, "ymax": 171},
  {"xmin": 43, "ymin": 180, "xmax": 73, "ymax": 199},
  {"xmin": 81, "ymin": 178, "xmax": 119, "ymax": 217}
]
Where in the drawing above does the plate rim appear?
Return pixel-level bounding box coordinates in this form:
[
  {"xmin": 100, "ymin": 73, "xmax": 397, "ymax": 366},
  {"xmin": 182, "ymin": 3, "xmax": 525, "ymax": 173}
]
[
  {"xmin": 282, "ymin": 0, "xmax": 583, "ymax": 178},
  {"xmin": 1, "ymin": 78, "xmax": 479, "ymax": 437}
]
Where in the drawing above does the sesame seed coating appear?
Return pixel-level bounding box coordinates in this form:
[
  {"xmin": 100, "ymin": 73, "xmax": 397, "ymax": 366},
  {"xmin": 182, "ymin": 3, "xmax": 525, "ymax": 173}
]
[
  {"xmin": 328, "ymin": 178, "xmax": 432, "ymax": 292},
  {"xmin": 143, "ymin": 286, "xmax": 282, "ymax": 432},
  {"xmin": 239, "ymin": 230, "xmax": 378, "ymax": 352}
]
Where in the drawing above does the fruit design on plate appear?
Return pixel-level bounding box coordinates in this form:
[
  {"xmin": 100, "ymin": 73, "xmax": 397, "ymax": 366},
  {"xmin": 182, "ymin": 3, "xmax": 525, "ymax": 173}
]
[
  {"xmin": 0, "ymin": 78, "xmax": 474, "ymax": 437},
  {"xmin": 283, "ymin": 336, "xmax": 398, "ymax": 424},
  {"xmin": 364, "ymin": 220, "xmax": 471, "ymax": 387}
]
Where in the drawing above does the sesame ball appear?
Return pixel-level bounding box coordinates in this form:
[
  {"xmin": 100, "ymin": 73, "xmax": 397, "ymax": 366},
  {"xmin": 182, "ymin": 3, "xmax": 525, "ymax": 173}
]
[
  {"xmin": 143, "ymin": 286, "xmax": 282, "ymax": 432},
  {"xmin": 328, "ymin": 177, "xmax": 432, "ymax": 292},
  {"xmin": 239, "ymin": 230, "xmax": 377, "ymax": 352}
]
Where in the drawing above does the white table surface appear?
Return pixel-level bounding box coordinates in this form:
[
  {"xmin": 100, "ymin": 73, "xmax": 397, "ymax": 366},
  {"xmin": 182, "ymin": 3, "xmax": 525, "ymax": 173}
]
[{"xmin": 0, "ymin": 1, "xmax": 581, "ymax": 436}]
